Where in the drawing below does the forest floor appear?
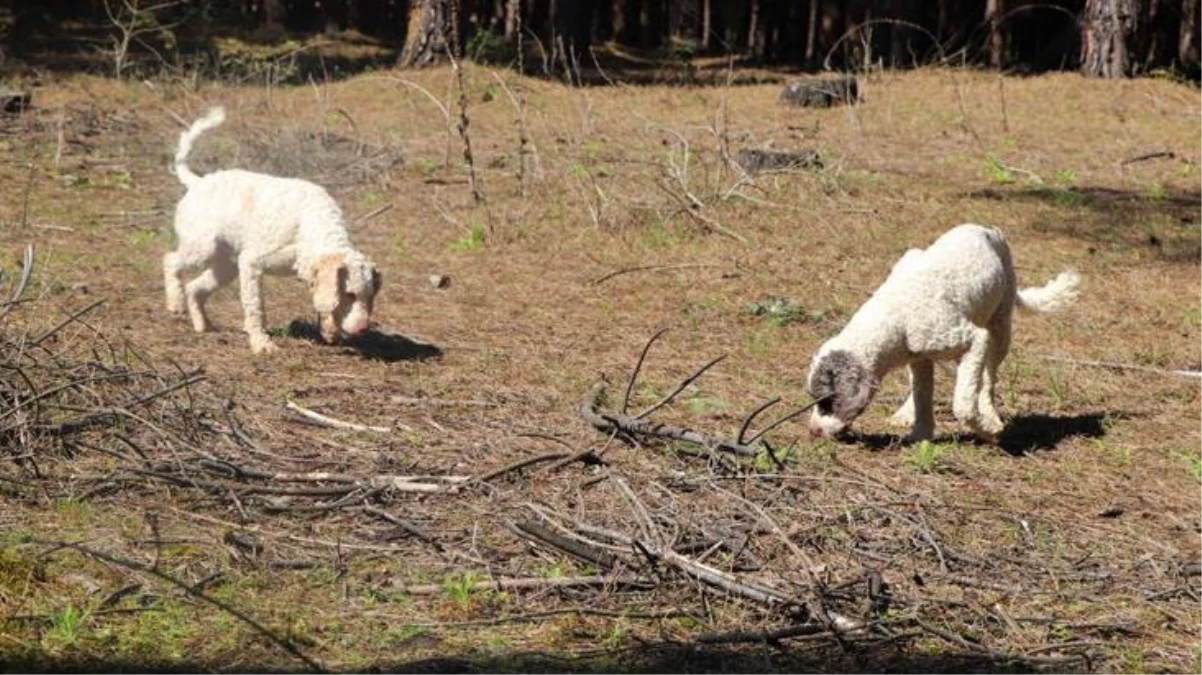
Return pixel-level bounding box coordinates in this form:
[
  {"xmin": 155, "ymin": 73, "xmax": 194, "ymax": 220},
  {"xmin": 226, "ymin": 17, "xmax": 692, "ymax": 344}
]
[{"xmin": 0, "ymin": 59, "xmax": 1199, "ymax": 672}]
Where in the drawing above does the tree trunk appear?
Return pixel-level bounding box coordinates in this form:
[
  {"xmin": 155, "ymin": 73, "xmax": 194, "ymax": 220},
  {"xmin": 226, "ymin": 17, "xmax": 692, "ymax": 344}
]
[
  {"xmin": 985, "ymin": 0, "xmax": 1004, "ymax": 68},
  {"xmin": 400, "ymin": 0, "xmax": 453, "ymax": 67},
  {"xmin": 747, "ymin": 0, "xmax": 760, "ymax": 56},
  {"xmin": 1080, "ymin": 0, "xmax": 1140, "ymax": 77},
  {"xmin": 1180, "ymin": 0, "xmax": 1199, "ymax": 74},
  {"xmin": 804, "ymin": 0, "xmax": 818, "ymax": 66}
]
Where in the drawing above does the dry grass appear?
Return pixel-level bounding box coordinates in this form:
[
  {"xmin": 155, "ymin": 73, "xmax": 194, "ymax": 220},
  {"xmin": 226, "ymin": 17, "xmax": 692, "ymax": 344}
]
[{"xmin": 0, "ymin": 63, "xmax": 1198, "ymax": 673}]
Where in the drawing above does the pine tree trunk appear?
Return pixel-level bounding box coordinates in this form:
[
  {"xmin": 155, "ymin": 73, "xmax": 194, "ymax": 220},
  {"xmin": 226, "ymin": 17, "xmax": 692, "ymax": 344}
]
[
  {"xmin": 804, "ymin": 0, "xmax": 818, "ymax": 66},
  {"xmin": 1080, "ymin": 0, "xmax": 1140, "ymax": 77},
  {"xmin": 1181, "ymin": 0, "xmax": 1200, "ymax": 73},
  {"xmin": 400, "ymin": 0, "xmax": 453, "ymax": 67},
  {"xmin": 985, "ymin": 0, "xmax": 1004, "ymax": 68}
]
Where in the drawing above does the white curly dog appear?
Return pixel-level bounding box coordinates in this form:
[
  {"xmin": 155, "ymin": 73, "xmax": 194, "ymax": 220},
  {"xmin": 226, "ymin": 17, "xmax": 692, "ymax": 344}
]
[
  {"xmin": 806, "ymin": 223, "xmax": 1079, "ymax": 442},
  {"xmin": 163, "ymin": 107, "xmax": 381, "ymax": 354}
]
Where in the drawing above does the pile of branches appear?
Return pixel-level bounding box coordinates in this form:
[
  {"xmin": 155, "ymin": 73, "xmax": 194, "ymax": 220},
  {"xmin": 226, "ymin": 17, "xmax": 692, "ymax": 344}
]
[{"xmin": 0, "ymin": 247, "xmax": 457, "ymax": 547}]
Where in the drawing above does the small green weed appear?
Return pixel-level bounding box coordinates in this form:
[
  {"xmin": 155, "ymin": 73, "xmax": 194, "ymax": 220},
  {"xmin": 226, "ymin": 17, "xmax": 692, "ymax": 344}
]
[
  {"xmin": 904, "ymin": 440, "xmax": 948, "ymax": 474},
  {"xmin": 753, "ymin": 443, "xmax": 795, "ymax": 472},
  {"xmin": 1173, "ymin": 449, "xmax": 1201, "ymax": 480},
  {"xmin": 448, "ymin": 220, "xmax": 486, "ymax": 252},
  {"xmin": 1052, "ymin": 169, "xmax": 1077, "ymax": 185},
  {"xmin": 742, "ymin": 296, "xmax": 826, "ymax": 327},
  {"xmin": 983, "ymin": 156, "xmax": 1015, "ymax": 184},
  {"xmin": 44, "ymin": 604, "xmax": 89, "ymax": 650},
  {"xmin": 129, "ymin": 230, "xmax": 159, "ymax": 247},
  {"xmin": 440, "ymin": 571, "xmax": 481, "ymax": 607}
]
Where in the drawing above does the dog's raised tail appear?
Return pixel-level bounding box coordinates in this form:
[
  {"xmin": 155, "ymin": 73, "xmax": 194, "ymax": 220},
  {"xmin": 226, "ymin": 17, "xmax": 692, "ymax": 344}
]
[
  {"xmin": 1017, "ymin": 270, "xmax": 1080, "ymax": 313},
  {"xmin": 174, "ymin": 106, "xmax": 226, "ymax": 189}
]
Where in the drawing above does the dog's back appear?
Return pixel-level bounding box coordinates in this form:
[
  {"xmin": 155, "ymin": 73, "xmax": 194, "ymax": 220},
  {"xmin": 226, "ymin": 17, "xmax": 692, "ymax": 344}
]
[{"xmin": 849, "ymin": 223, "xmax": 1014, "ymax": 335}]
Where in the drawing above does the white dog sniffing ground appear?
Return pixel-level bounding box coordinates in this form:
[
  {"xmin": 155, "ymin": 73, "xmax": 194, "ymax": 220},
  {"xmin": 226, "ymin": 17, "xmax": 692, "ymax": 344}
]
[
  {"xmin": 163, "ymin": 107, "xmax": 381, "ymax": 354},
  {"xmin": 806, "ymin": 223, "xmax": 1079, "ymax": 442}
]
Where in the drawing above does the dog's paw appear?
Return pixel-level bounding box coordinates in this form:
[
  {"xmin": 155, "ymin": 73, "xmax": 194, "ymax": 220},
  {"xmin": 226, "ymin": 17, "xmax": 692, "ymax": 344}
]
[
  {"xmin": 249, "ymin": 335, "xmax": 279, "ymax": 355},
  {"xmin": 889, "ymin": 408, "xmax": 916, "ymax": 428},
  {"xmin": 965, "ymin": 418, "xmax": 1002, "ymax": 444},
  {"xmin": 902, "ymin": 424, "xmax": 935, "ymax": 444}
]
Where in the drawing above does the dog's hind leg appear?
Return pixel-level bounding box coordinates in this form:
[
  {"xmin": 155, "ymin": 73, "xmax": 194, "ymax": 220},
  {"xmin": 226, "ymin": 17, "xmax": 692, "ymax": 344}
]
[
  {"xmin": 163, "ymin": 251, "xmax": 188, "ymax": 316},
  {"xmin": 953, "ymin": 325, "xmax": 998, "ymax": 440},
  {"xmin": 185, "ymin": 256, "xmax": 237, "ymax": 333},
  {"xmin": 976, "ymin": 312, "xmax": 1013, "ymax": 436}
]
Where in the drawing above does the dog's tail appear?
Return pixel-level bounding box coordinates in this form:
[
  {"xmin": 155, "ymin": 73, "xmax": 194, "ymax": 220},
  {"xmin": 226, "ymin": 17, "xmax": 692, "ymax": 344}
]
[
  {"xmin": 174, "ymin": 106, "xmax": 226, "ymax": 189},
  {"xmin": 1017, "ymin": 270, "xmax": 1080, "ymax": 313}
]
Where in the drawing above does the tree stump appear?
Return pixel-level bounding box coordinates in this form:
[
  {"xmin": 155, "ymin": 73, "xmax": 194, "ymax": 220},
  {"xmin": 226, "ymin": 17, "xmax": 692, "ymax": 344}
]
[
  {"xmin": 0, "ymin": 89, "xmax": 31, "ymax": 114},
  {"xmin": 779, "ymin": 76, "xmax": 859, "ymax": 108},
  {"xmin": 735, "ymin": 148, "xmax": 822, "ymax": 175}
]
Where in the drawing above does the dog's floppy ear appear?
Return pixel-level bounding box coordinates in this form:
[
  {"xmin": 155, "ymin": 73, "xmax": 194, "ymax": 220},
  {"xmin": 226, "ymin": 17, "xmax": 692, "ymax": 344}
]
[
  {"xmin": 308, "ymin": 254, "xmax": 345, "ymax": 310},
  {"xmin": 811, "ymin": 350, "xmax": 876, "ymax": 423}
]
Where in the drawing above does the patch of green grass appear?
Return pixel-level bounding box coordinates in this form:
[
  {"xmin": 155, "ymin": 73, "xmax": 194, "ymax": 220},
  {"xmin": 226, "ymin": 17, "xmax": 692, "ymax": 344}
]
[
  {"xmin": 904, "ymin": 440, "xmax": 949, "ymax": 474},
  {"xmin": 384, "ymin": 624, "xmax": 430, "ymax": 645},
  {"xmin": 1173, "ymin": 449, "xmax": 1202, "ymax": 480},
  {"xmin": 639, "ymin": 221, "xmax": 682, "ymax": 250},
  {"xmin": 440, "ymin": 571, "xmax": 481, "ymax": 607},
  {"xmin": 1052, "ymin": 169, "xmax": 1077, "ymax": 185},
  {"xmin": 113, "ymin": 596, "xmax": 203, "ymax": 661},
  {"xmin": 1091, "ymin": 438, "xmax": 1131, "ymax": 468},
  {"xmin": 129, "ymin": 229, "xmax": 160, "ymax": 247},
  {"xmin": 42, "ymin": 604, "xmax": 89, "ymax": 652},
  {"xmin": 448, "ymin": 220, "xmax": 486, "ymax": 252},
  {"xmin": 683, "ymin": 393, "xmax": 727, "ymax": 415},
  {"xmin": 983, "ymin": 155, "xmax": 1015, "ymax": 184},
  {"xmin": 742, "ymin": 296, "xmax": 827, "ymax": 327},
  {"xmin": 752, "ymin": 443, "xmax": 795, "ymax": 472},
  {"xmin": 1045, "ymin": 368, "xmax": 1070, "ymax": 406}
]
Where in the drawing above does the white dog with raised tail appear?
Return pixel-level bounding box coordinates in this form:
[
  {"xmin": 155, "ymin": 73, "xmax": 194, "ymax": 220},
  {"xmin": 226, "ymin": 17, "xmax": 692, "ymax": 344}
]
[
  {"xmin": 806, "ymin": 223, "xmax": 1079, "ymax": 442},
  {"xmin": 163, "ymin": 107, "xmax": 381, "ymax": 354}
]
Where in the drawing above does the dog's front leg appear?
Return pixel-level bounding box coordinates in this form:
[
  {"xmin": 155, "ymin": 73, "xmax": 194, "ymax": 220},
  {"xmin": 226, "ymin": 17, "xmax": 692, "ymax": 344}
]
[
  {"xmin": 238, "ymin": 256, "xmax": 278, "ymax": 355},
  {"xmin": 893, "ymin": 359, "xmax": 935, "ymax": 442}
]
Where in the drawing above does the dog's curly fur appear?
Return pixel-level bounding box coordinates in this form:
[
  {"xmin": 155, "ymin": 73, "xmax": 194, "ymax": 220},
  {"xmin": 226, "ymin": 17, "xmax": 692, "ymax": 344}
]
[
  {"xmin": 163, "ymin": 107, "xmax": 381, "ymax": 354},
  {"xmin": 806, "ymin": 223, "xmax": 1080, "ymax": 442}
]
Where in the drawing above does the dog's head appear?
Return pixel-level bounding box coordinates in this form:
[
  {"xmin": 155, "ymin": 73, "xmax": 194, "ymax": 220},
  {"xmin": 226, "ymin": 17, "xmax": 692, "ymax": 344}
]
[
  {"xmin": 306, "ymin": 252, "xmax": 382, "ymax": 343},
  {"xmin": 806, "ymin": 347, "xmax": 877, "ymax": 438}
]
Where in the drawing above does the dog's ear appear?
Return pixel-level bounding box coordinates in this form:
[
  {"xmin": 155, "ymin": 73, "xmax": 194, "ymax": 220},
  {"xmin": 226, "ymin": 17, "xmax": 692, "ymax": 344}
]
[
  {"xmin": 811, "ymin": 350, "xmax": 876, "ymax": 423},
  {"xmin": 308, "ymin": 254, "xmax": 345, "ymax": 310},
  {"xmin": 832, "ymin": 354, "xmax": 876, "ymax": 421}
]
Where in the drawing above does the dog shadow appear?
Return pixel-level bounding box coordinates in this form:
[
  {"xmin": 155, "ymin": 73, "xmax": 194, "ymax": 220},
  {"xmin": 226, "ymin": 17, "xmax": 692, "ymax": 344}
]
[
  {"xmin": 995, "ymin": 411, "xmax": 1115, "ymax": 456},
  {"xmin": 286, "ymin": 320, "xmax": 443, "ymax": 362},
  {"xmin": 847, "ymin": 411, "xmax": 1116, "ymax": 455}
]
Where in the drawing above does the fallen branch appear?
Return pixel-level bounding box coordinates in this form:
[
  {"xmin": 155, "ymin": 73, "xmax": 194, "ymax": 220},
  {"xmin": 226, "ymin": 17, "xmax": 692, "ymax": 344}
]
[
  {"xmin": 470, "ymin": 451, "xmax": 573, "ymax": 484},
  {"xmin": 1032, "ymin": 354, "xmax": 1201, "ymax": 379},
  {"xmin": 284, "ymin": 400, "xmax": 391, "ymax": 433},
  {"xmin": 591, "ymin": 263, "xmax": 729, "ymax": 286},
  {"xmin": 398, "ymin": 574, "xmax": 651, "ymax": 595},
  {"xmin": 0, "ymin": 243, "xmax": 33, "ymax": 320},
  {"xmin": 580, "ymin": 381, "xmax": 760, "ymax": 457},
  {"xmin": 697, "ymin": 622, "xmax": 828, "ymax": 644},
  {"xmin": 512, "ymin": 520, "xmax": 618, "ymax": 569}
]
